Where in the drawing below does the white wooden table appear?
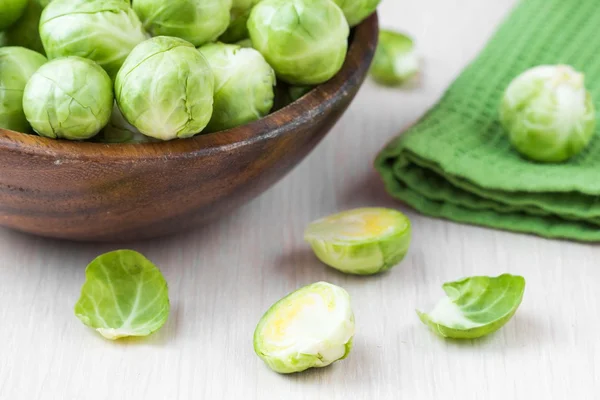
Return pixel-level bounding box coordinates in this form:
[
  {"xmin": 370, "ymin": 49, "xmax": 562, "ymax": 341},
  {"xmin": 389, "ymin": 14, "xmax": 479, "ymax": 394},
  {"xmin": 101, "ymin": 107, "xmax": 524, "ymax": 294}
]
[{"xmin": 2, "ymin": 1, "xmax": 598, "ymax": 399}]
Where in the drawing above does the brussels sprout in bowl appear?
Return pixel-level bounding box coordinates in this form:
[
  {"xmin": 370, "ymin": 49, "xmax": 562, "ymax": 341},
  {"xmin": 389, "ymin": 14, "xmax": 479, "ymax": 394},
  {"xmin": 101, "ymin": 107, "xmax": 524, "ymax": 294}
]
[{"xmin": 0, "ymin": 14, "xmax": 379, "ymax": 242}]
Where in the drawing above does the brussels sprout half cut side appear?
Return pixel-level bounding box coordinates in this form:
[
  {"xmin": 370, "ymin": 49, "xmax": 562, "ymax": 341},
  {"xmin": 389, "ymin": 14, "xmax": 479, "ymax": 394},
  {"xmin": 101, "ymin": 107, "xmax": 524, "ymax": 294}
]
[
  {"xmin": 304, "ymin": 208, "xmax": 411, "ymax": 275},
  {"xmin": 254, "ymin": 282, "xmax": 355, "ymax": 374}
]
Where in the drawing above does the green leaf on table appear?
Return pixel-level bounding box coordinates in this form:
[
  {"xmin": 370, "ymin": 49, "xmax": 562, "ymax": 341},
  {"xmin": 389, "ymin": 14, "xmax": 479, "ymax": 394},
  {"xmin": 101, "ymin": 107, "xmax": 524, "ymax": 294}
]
[
  {"xmin": 417, "ymin": 274, "xmax": 525, "ymax": 339},
  {"xmin": 74, "ymin": 250, "xmax": 170, "ymax": 340}
]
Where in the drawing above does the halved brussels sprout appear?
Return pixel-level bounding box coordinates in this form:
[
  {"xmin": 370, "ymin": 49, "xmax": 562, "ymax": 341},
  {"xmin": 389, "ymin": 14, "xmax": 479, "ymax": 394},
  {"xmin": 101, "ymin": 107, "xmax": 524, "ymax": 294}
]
[
  {"xmin": 332, "ymin": 0, "xmax": 380, "ymax": 27},
  {"xmin": 39, "ymin": 0, "xmax": 148, "ymax": 79},
  {"xmin": 74, "ymin": 250, "xmax": 170, "ymax": 340},
  {"xmin": 115, "ymin": 36, "xmax": 214, "ymax": 141},
  {"xmin": 3, "ymin": 0, "xmax": 45, "ymax": 54},
  {"xmin": 219, "ymin": 0, "xmax": 262, "ymax": 43},
  {"xmin": 133, "ymin": 0, "xmax": 232, "ymax": 47},
  {"xmin": 500, "ymin": 65, "xmax": 596, "ymax": 163},
  {"xmin": 0, "ymin": 0, "xmax": 28, "ymax": 31},
  {"xmin": 305, "ymin": 208, "xmax": 411, "ymax": 275},
  {"xmin": 23, "ymin": 56, "xmax": 113, "ymax": 140},
  {"xmin": 248, "ymin": 0, "xmax": 349, "ymax": 85},
  {"xmin": 254, "ymin": 282, "xmax": 355, "ymax": 374},
  {"xmin": 198, "ymin": 42, "xmax": 275, "ymax": 132},
  {"xmin": 417, "ymin": 274, "xmax": 526, "ymax": 339},
  {"xmin": 0, "ymin": 47, "xmax": 47, "ymax": 132},
  {"xmin": 370, "ymin": 30, "xmax": 419, "ymax": 87}
]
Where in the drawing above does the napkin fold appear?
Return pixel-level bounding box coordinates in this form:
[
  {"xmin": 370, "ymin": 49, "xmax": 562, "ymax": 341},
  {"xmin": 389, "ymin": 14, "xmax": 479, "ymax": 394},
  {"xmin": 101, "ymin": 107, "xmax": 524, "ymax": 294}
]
[{"xmin": 375, "ymin": 0, "xmax": 600, "ymax": 241}]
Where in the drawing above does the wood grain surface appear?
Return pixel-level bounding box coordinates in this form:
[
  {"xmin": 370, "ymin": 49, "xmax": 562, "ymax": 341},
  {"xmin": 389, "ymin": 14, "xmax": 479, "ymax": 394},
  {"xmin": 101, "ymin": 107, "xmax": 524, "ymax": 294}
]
[{"xmin": 1, "ymin": 1, "xmax": 598, "ymax": 399}]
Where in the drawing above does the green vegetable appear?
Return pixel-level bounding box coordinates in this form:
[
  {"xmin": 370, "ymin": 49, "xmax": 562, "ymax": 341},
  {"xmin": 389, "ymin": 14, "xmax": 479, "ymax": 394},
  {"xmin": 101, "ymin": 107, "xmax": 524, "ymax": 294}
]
[
  {"xmin": 94, "ymin": 103, "xmax": 156, "ymax": 144},
  {"xmin": 133, "ymin": 0, "xmax": 232, "ymax": 47},
  {"xmin": 254, "ymin": 282, "xmax": 355, "ymax": 374},
  {"xmin": 74, "ymin": 250, "xmax": 170, "ymax": 340},
  {"xmin": 4, "ymin": 0, "xmax": 46, "ymax": 55},
  {"xmin": 370, "ymin": 30, "xmax": 419, "ymax": 87},
  {"xmin": 304, "ymin": 208, "xmax": 411, "ymax": 275},
  {"xmin": 219, "ymin": 0, "xmax": 261, "ymax": 43},
  {"xmin": 417, "ymin": 274, "xmax": 526, "ymax": 339},
  {"xmin": 500, "ymin": 65, "xmax": 596, "ymax": 163},
  {"xmin": 248, "ymin": 0, "xmax": 350, "ymax": 85},
  {"xmin": 0, "ymin": 0, "xmax": 28, "ymax": 31},
  {"xmin": 0, "ymin": 47, "xmax": 47, "ymax": 132},
  {"xmin": 332, "ymin": 0, "xmax": 380, "ymax": 27},
  {"xmin": 23, "ymin": 56, "xmax": 113, "ymax": 140},
  {"xmin": 0, "ymin": 33, "xmax": 6, "ymax": 47},
  {"xmin": 115, "ymin": 36, "xmax": 214, "ymax": 141},
  {"xmin": 198, "ymin": 42, "xmax": 275, "ymax": 132},
  {"xmin": 39, "ymin": 0, "xmax": 148, "ymax": 79},
  {"xmin": 287, "ymin": 85, "xmax": 313, "ymax": 102},
  {"xmin": 235, "ymin": 38, "xmax": 253, "ymax": 49}
]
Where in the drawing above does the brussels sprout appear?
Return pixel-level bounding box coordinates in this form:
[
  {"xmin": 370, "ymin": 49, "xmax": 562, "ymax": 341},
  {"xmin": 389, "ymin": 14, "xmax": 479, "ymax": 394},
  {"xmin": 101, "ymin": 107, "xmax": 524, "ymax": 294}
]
[
  {"xmin": 74, "ymin": 250, "xmax": 170, "ymax": 340},
  {"xmin": 288, "ymin": 85, "xmax": 313, "ymax": 102},
  {"xmin": 370, "ymin": 30, "xmax": 419, "ymax": 87},
  {"xmin": 39, "ymin": 0, "xmax": 148, "ymax": 79},
  {"xmin": 198, "ymin": 42, "xmax": 275, "ymax": 132},
  {"xmin": 417, "ymin": 274, "xmax": 526, "ymax": 339},
  {"xmin": 248, "ymin": 0, "xmax": 349, "ymax": 85},
  {"xmin": 219, "ymin": 0, "xmax": 261, "ymax": 43},
  {"xmin": 23, "ymin": 56, "xmax": 113, "ymax": 140},
  {"xmin": 254, "ymin": 282, "xmax": 355, "ymax": 374},
  {"xmin": 38, "ymin": 0, "xmax": 52, "ymax": 7},
  {"xmin": 0, "ymin": 47, "xmax": 47, "ymax": 132},
  {"xmin": 0, "ymin": 0, "xmax": 27, "ymax": 31},
  {"xmin": 236, "ymin": 38, "xmax": 253, "ymax": 49},
  {"xmin": 332, "ymin": 0, "xmax": 380, "ymax": 27},
  {"xmin": 133, "ymin": 0, "xmax": 232, "ymax": 47},
  {"xmin": 304, "ymin": 208, "xmax": 411, "ymax": 275},
  {"xmin": 115, "ymin": 36, "xmax": 214, "ymax": 141},
  {"xmin": 4, "ymin": 0, "xmax": 45, "ymax": 55},
  {"xmin": 0, "ymin": 33, "xmax": 6, "ymax": 47},
  {"xmin": 94, "ymin": 103, "xmax": 157, "ymax": 144},
  {"xmin": 500, "ymin": 65, "xmax": 596, "ymax": 163}
]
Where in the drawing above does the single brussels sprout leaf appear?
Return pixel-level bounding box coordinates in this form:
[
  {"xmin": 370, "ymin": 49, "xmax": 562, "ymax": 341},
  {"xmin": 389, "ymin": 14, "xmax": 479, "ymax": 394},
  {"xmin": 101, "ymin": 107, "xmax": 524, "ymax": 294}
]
[
  {"xmin": 134, "ymin": 0, "xmax": 232, "ymax": 47},
  {"xmin": 304, "ymin": 208, "xmax": 411, "ymax": 275},
  {"xmin": 219, "ymin": 0, "xmax": 262, "ymax": 43},
  {"xmin": 332, "ymin": 0, "xmax": 380, "ymax": 27},
  {"xmin": 254, "ymin": 282, "xmax": 355, "ymax": 374},
  {"xmin": 0, "ymin": 0, "xmax": 28, "ymax": 31},
  {"xmin": 248, "ymin": 0, "xmax": 350, "ymax": 86},
  {"xmin": 199, "ymin": 42, "xmax": 275, "ymax": 132},
  {"xmin": 417, "ymin": 274, "xmax": 526, "ymax": 340},
  {"xmin": 4, "ymin": 0, "xmax": 45, "ymax": 55},
  {"xmin": 23, "ymin": 56, "xmax": 113, "ymax": 140},
  {"xmin": 39, "ymin": 0, "xmax": 148, "ymax": 79},
  {"xmin": 370, "ymin": 30, "xmax": 419, "ymax": 87},
  {"xmin": 500, "ymin": 65, "xmax": 596, "ymax": 163},
  {"xmin": 94, "ymin": 103, "xmax": 157, "ymax": 144},
  {"xmin": 0, "ymin": 47, "xmax": 47, "ymax": 133},
  {"xmin": 115, "ymin": 36, "xmax": 214, "ymax": 141},
  {"xmin": 75, "ymin": 250, "xmax": 170, "ymax": 340}
]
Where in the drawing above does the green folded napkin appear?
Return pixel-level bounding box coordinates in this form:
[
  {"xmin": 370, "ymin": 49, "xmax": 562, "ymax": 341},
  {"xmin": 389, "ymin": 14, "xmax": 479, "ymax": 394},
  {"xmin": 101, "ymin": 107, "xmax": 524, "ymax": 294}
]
[{"xmin": 375, "ymin": 0, "xmax": 600, "ymax": 242}]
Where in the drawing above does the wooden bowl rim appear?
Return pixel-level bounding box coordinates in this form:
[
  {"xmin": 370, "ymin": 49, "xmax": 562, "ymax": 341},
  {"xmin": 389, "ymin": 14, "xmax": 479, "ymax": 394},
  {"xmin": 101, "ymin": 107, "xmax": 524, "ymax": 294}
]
[{"xmin": 0, "ymin": 14, "xmax": 378, "ymax": 162}]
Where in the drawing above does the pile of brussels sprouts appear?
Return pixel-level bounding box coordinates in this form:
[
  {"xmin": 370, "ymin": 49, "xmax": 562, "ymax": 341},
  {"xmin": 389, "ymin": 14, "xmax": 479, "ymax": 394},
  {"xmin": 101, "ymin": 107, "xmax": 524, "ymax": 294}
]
[{"xmin": 0, "ymin": 0, "xmax": 381, "ymax": 143}]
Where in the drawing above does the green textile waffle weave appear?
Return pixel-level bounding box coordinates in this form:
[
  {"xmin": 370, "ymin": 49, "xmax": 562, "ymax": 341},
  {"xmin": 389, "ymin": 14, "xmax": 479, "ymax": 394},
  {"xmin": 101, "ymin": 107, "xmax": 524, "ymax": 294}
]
[{"xmin": 375, "ymin": 0, "xmax": 600, "ymax": 241}]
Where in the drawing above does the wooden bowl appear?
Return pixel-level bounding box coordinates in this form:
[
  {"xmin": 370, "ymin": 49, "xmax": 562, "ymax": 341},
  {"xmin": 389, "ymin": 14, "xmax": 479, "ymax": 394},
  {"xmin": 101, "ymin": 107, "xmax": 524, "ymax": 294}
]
[{"xmin": 0, "ymin": 15, "xmax": 379, "ymax": 242}]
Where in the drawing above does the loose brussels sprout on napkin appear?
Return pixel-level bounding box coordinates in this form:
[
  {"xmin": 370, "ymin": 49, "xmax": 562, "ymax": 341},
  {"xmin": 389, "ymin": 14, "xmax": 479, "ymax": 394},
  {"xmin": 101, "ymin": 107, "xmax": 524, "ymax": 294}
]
[
  {"xmin": 332, "ymin": 0, "xmax": 380, "ymax": 27},
  {"xmin": 115, "ymin": 36, "xmax": 214, "ymax": 141},
  {"xmin": 23, "ymin": 56, "xmax": 113, "ymax": 140},
  {"xmin": 0, "ymin": 47, "xmax": 47, "ymax": 132},
  {"xmin": 370, "ymin": 30, "xmax": 419, "ymax": 87},
  {"xmin": 305, "ymin": 208, "xmax": 411, "ymax": 275},
  {"xmin": 254, "ymin": 282, "xmax": 355, "ymax": 374},
  {"xmin": 500, "ymin": 65, "xmax": 596, "ymax": 163},
  {"xmin": 0, "ymin": 0, "xmax": 28, "ymax": 30},
  {"xmin": 133, "ymin": 0, "xmax": 232, "ymax": 47},
  {"xmin": 40, "ymin": 0, "xmax": 148, "ymax": 79},
  {"xmin": 418, "ymin": 274, "xmax": 526, "ymax": 339},
  {"xmin": 74, "ymin": 250, "xmax": 170, "ymax": 340},
  {"xmin": 199, "ymin": 42, "xmax": 275, "ymax": 132},
  {"xmin": 248, "ymin": 0, "xmax": 350, "ymax": 85}
]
